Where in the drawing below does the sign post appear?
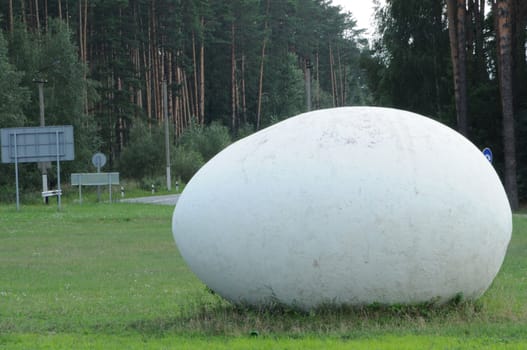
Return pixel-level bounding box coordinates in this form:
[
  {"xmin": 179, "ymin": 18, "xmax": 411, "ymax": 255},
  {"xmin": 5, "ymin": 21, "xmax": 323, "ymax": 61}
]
[
  {"xmin": 92, "ymin": 152, "xmax": 106, "ymax": 202},
  {"xmin": 14, "ymin": 133, "xmax": 20, "ymax": 210},
  {"xmin": 55, "ymin": 130, "xmax": 62, "ymax": 210}
]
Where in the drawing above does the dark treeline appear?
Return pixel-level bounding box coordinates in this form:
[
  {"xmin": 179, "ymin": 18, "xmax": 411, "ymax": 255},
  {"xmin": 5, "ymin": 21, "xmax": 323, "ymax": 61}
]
[
  {"xmin": 1, "ymin": 0, "xmax": 527, "ymax": 208},
  {"xmin": 0, "ymin": 0, "xmax": 369, "ymax": 197},
  {"xmin": 364, "ymin": 0, "xmax": 527, "ymax": 209}
]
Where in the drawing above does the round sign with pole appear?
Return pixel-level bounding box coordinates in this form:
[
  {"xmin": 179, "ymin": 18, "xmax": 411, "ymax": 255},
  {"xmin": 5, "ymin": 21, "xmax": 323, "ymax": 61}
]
[
  {"xmin": 482, "ymin": 147, "xmax": 493, "ymax": 164},
  {"xmin": 92, "ymin": 152, "xmax": 107, "ymax": 172},
  {"xmin": 92, "ymin": 152, "xmax": 106, "ymax": 202}
]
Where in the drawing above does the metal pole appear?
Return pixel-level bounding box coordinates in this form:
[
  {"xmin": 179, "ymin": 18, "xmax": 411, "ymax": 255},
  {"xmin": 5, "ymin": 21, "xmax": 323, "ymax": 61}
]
[
  {"xmin": 108, "ymin": 173, "xmax": 112, "ymax": 203},
  {"xmin": 305, "ymin": 59, "xmax": 312, "ymax": 112},
  {"xmin": 96, "ymin": 160, "xmax": 101, "ymax": 202},
  {"xmin": 14, "ymin": 133, "xmax": 20, "ymax": 211},
  {"xmin": 163, "ymin": 80, "xmax": 171, "ymax": 191},
  {"xmin": 56, "ymin": 131, "xmax": 61, "ymax": 211}
]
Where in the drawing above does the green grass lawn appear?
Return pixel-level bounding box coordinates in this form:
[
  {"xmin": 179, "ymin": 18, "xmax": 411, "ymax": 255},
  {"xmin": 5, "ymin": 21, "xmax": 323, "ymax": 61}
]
[{"xmin": 0, "ymin": 203, "xmax": 526, "ymax": 349}]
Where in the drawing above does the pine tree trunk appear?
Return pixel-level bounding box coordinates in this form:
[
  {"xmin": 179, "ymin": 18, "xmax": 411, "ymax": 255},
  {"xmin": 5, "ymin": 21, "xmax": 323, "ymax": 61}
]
[
  {"xmin": 474, "ymin": 0, "xmax": 485, "ymax": 78},
  {"xmin": 337, "ymin": 44, "xmax": 344, "ymax": 105},
  {"xmin": 160, "ymin": 49, "xmax": 166, "ymax": 122},
  {"xmin": 183, "ymin": 70, "xmax": 190, "ymax": 129},
  {"xmin": 256, "ymin": 39, "xmax": 266, "ymax": 129},
  {"xmin": 81, "ymin": 0, "xmax": 88, "ymax": 114},
  {"xmin": 9, "ymin": 0, "xmax": 14, "ymax": 33},
  {"xmin": 168, "ymin": 51, "xmax": 174, "ymax": 128},
  {"xmin": 231, "ymin": 22, "xmax": 237, "ymax": 130},
  {"xmin": 152, "ymin": 0, "xmax": 161, "ymax": 123},
  {"xmin": 144, "ymin": 40, "xmax": 152, "ymax": 127},
  {"xmin": 304, "ymin": 58, "xmax": 311, "ymax": 111},
  {"xmin": 187, "ymin": 67, "xmax": 196, "ymax": 121},
  {"xmin": 117, "ymin": 73, "xmax": 123, "ymax": 151},
  {"xmin": 342, "ymin": 65, "xmax": 347, "ymax": 105},
  {"xmin": 492, "ymin": 0, "xmax": 501, "ymax": 80},
  {"xmin": 57, "ymin": 0, "xmax": 62, "ymax": 20},
  {"xmin": 176, "ymin": 67, "xmax": 185, "ymax": 127},
  {"xmin": 329, "ymin": 42, "xmax": 337, "ymax": 107},
  {"xmin": 456, "ymin": 0, "xmax": 468, "ymax": 136},
  {"xmin": 496, "ymin": 0, "xmax": 519, "ymax": 209},
  {"xmin": 186, "ymin": 72, "xmax": 193, "ymax": 125},
  {"xmin": 199, "ymin": 17, "xmax": 205, "ymax": 125},
  {"xmin": 136, "ymin": 48, "xmax": 143, "ymax": 109},
  {"xmin": 175, "ymin": 66, "xmax": 182, "ymax": 135},
  {"xmin": 83, "ymin": 0, "xmax": 88, "ymax": 63},
  {"xmin": 79, "ymin": 0, "xmax": 83, "ymax": 61},
  {"xmin": 256, "ymin": 0, "xmax": 270, "ymax": 130},
  {"xmin": 44, "ymin": 0, "xmax": 48, "ymax": 30},
  {"xmin": 192, "ymin": 32, "xmax": 199, "ymax": 119},
  {"xmin": 150, "ymin": 0, "xmax": 156, "ymax": 123},
  {"xmin": 35, "ymin": 0, "xmax": 40, "ymax": 30},
  {"xmin": 512, "ymin": 0, "xmax": 527, "ymax": 102},
  {"xmin": 241, "ymin": 53, "xmax": 247, "ymax": 124},
  {"xmin": 467, "ymin": 0, "xmax": 475, "ymax": 55},
  {"xmin": 447, "ymin": 0, "xmax": 468, "ymax": 136},
  {"xmin": 235, "ymin": 54, "xmax": 241, "ymax": 127},
  {"xmin": 432, "ymin": 35, "xmax": 442, "ymax": 115},
  {"xmin": 21, "ymin": 0, "xmax": 26, "ymax": 25},
  {"xmin": 316, "ymin": 50, "xmax": 320, "ymax": 109}
]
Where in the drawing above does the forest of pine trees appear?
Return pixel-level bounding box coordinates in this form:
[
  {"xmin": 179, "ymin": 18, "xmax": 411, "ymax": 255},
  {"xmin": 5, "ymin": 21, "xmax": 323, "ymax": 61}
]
[{"xmin": 1, "ymin": 0, "xmax": 527, "ymax": 207}]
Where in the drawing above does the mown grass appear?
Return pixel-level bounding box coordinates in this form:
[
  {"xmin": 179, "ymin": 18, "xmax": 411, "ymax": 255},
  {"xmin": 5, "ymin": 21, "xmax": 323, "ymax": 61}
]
[{"xmin": 0, "ymin": 203, "xmax": 526, "ymax": 349}]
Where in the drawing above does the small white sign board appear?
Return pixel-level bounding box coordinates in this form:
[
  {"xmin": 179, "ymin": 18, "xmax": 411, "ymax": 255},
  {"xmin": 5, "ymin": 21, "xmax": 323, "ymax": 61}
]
[{"xmin": 71, "ymin": 172, "xmax": 119, "ymax": 203}]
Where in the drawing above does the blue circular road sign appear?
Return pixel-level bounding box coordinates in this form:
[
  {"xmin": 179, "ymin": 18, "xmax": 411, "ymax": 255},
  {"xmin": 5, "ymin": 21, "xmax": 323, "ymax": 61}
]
[
  {"xmin": 92, "ymin": 152, "xmax": 107, "ymax": 169},
  {"xmin": 482, "ymin": 147, "xmax": 493, "ymax": 163}
]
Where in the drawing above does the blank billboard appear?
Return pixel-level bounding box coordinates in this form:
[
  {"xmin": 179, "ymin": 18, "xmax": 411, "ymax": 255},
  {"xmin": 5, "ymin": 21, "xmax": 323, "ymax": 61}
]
[{"xmin": 1, "ymin": 125, "xmax": 74, "ymax": 163}]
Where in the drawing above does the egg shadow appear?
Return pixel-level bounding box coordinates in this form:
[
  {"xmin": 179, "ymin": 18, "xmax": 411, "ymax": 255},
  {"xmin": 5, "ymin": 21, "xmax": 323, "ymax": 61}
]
[{"xmin": 121, "ymin": 293, "xmax": 483, "ymax": 336}]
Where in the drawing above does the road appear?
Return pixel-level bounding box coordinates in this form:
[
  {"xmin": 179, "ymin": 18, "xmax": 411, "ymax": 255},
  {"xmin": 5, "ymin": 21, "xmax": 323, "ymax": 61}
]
[{"xmin": 120, "ymin": 194, "xmax": 180, "ymax": 206}]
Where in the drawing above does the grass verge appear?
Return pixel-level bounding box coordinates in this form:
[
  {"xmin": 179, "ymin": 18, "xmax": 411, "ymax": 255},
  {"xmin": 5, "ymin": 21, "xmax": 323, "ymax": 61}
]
[{"xmin": 0, "ymin": 203, "xmax": 526, "ymax": 348}]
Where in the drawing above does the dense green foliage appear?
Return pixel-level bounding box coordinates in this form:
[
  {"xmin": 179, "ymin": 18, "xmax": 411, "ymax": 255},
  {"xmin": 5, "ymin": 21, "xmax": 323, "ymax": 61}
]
[
  {"xmin": 368, "ymin": 0, "xmax": 453, "ymax": 122},
  {"xmin": 367, "ymin": 0, "xmax": 527, "ymax": 203},
  {"xmin": 1, "ymin": 1, "xmax": 527, "ymax": 203},
  {"xmin": 0, "ymin": 21, "xmax": 98, "ymax": 195},
  {"xmin": 119, "ymin": 120, "xmax": 166, "ymax": 180},
  {"xmin": 0, "ymin": 203, "xmax": 526, "ymax": 348},
  {"xmin": 0, "ymin": 0, "xmax": 369, "ymax": 194},
  {"xmin": 0, "ymin": 29, "xmax": 28, "ymax": 129}
]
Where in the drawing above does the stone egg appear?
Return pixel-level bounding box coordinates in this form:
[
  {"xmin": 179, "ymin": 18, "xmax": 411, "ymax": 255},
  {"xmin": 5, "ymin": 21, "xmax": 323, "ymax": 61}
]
[{"xmin": 172, "ymin": 107, "xmax": 512, "ymax": 310}]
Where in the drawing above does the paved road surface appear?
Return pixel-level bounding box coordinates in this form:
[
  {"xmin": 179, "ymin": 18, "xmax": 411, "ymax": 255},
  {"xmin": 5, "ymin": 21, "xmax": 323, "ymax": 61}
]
[{"xmin": 121, "ymin": 194, "xmax": 180, "ymax": 206}]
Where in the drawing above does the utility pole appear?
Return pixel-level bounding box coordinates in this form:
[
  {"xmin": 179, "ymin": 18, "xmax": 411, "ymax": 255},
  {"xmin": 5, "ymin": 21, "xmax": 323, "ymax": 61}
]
[
  {"xmin": 163, "ymin": 80, "xmax": 171, "ymax": 191},
  {"xmin": 34, "ymin": 78, "xmax": 49, "ymax": 203}
]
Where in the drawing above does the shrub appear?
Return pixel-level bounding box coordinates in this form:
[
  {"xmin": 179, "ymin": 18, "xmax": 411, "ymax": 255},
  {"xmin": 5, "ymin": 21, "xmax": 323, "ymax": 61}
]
[
  {"xmin": 119, "ymin": 120, "xmax": 165, "ymax": 179},
  {"xmin": 178, "ymin": 120, "xmax": 232, "ymax": 161},
  {"xmin": 172, "ymin": 147, "xmax": 205, "ymax": 183},
  {"xmin": 173, "ymin": 120, "xmax": 232, "ymax": 182}
]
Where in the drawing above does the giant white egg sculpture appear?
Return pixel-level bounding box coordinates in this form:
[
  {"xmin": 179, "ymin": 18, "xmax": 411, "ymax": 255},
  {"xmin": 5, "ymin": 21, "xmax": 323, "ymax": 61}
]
[{"xmin": 172, "ymin": 107, "xmax": 512, "ymax": 310}]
